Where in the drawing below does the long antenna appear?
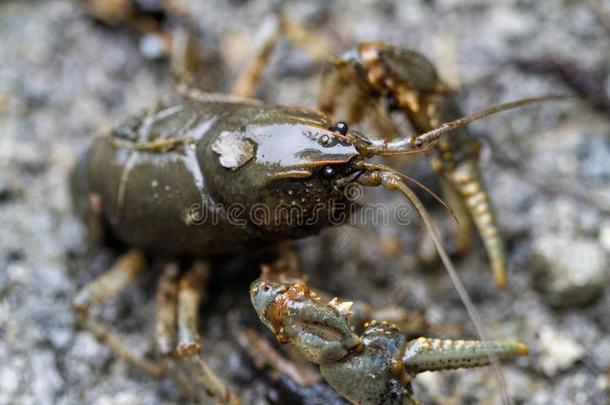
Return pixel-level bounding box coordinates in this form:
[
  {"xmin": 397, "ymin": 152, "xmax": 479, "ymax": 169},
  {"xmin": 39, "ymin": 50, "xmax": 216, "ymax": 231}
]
[
  {"xmin": 415, "ymin": 95, "xmax": 569, "ymax": 145},
  {"xmin": 388, "ymin": 177, "xmax": 511, "ymax": 405},
  {"xmin": 361, "ymin": 95, "xmax": 570, "ymax": 156}
]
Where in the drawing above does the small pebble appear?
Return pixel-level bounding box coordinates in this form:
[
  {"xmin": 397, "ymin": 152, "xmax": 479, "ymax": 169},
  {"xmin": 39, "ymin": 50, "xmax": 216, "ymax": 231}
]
[
  {"xmin": 139, "ymin": 34, "xmax": 166, "ymax": 60},
  {"xmin": 599, "ymin": 221, "xmax": 610, "ymax": 252},
  {"xmin": 95, "ymin": 392, "xmax": 141, "ymax": 405},
  {"xmin": 531, "ymin": 234, "xmax": 608, "ymax": 306},
  {"xmin": 537, "ymin": 327, "xmax": 584, "ymax": 377}
]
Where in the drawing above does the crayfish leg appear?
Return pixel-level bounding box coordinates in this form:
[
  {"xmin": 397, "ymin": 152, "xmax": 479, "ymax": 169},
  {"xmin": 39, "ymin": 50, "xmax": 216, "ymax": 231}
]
[
  {"xmin": 171, "ymin": 261, "xmax": 240, "ymax": 404},
  {"xmin": 72, "ymin": 249, "xmax": 164, "ymax": 378}
]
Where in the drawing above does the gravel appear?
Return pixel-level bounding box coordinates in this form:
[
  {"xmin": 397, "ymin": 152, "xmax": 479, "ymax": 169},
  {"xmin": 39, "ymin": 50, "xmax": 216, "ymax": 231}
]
[
  {"xmin": 1, "ymin": 0, "xmax": 609, "ymax": 404},
  {"xmin": 531, "ymin": 234, "xmax": 609, "ymax": 306}
]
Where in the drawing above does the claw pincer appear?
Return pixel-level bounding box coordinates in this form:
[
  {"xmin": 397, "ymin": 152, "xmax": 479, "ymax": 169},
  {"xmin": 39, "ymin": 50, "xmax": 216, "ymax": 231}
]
[
  {"xmin": 251, "ymin": 279, "xmax": 528, "ymax": 405},
  {"xmin": 320, "ymin": 42, "xmax": 508, "ymax": 286}
]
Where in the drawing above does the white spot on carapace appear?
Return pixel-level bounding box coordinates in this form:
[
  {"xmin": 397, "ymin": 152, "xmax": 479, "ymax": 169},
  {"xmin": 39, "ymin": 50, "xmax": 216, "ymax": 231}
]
[{"xmin": 211, "ymin": 132, "xmax": 256, "ymax": 170}]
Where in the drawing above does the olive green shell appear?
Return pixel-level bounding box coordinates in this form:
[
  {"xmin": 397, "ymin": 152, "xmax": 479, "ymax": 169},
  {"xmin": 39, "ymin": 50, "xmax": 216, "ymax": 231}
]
[{"xmin": 71, "ymin": 93, "xmax": 358, "ymax": 256}]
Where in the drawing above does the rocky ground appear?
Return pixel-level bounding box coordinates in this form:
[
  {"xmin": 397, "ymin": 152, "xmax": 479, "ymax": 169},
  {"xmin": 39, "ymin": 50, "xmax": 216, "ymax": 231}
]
[{"xmin": 1, "ymin": 0, "xmax": 609, "ymax": 404}]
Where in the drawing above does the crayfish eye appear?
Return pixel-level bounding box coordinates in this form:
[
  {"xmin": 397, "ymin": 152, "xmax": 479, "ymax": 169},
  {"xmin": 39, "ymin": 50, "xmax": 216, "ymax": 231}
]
[
  {"xmin": 386, "ymin": 94, "xmax": 400, "ymax": 111},
  {"xmin": 322, "ymin": 166, "xmax": 336, "ymax": 178},
  {"xmin": 329, "ymin": 121, "xmax": 348, "ymax": 135}
]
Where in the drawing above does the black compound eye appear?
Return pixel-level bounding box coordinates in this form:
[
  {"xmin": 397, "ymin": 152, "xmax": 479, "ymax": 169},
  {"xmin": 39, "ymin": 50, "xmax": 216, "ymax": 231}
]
[
  {"xmin": 322, "ymin": 166, "xmax": 336, "ymax": 178},
  {"xmin": 330, "ymin": 121, "xmax": 349, "ymax": 135},
  {"xmin": 386, "ymin": 94, "xmax": 399, "ymax": 111}
]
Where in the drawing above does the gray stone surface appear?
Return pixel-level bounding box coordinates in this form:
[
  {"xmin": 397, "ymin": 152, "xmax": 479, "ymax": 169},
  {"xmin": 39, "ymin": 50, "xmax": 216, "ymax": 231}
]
[
  {"xmin": 531, "ymin": 234, "xmax": 608, "ymax": 306},
  {"xmin": 1, "ymin": 0, "xmax": 609, "ymax": 404}
]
